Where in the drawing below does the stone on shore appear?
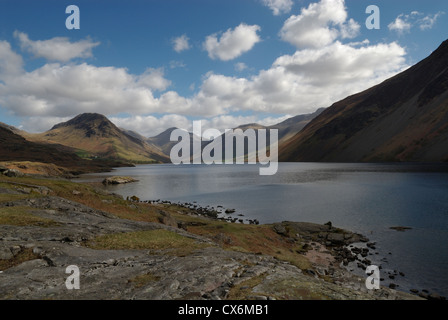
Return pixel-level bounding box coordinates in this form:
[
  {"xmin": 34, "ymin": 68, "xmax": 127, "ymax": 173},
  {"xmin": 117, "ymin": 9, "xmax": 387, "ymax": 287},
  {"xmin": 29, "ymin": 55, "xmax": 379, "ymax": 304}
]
[{"xmin": 102, "ymin": 176, "xmax": 138, "ymax": 185}]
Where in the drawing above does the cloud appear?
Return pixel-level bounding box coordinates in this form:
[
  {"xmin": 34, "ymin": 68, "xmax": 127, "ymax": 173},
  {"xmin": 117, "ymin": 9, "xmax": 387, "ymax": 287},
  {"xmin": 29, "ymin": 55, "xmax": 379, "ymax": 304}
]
[
  {"xmin": 388, "ymin": 11, "xmax": 445, "ymax": 34},
  {"xmin": 19, "ymin": 116, "xmax": 71, "ymax": 133},
  {"xmin": 1, "ymin": 0, "xmax": 409, "ymax": 138},
  {"xmin": 234, "ymin": 62, "xmax": 248, "ymax": 71},
  {"xmin": 0, "ymin": 55, "xmax": 179, "ymax": 117},
  {"xmin": 388, "ymin": 14, "xmax": 412, "ymax": 34},
  {"xmin": 0, "ymin": 40, "xmax": 23, "ymax": 81},
  {"xmin": 137, "ymin": 68, "xmax": 171, "ymax": 91},
  {"xmin": 194, "ymin": 41, "xmax": 407, "ymax": 115},
  {"xmin": 419, "ymin": 12, "xmax": 444, "ymax": 30},
  {"xmin": 172, "ymin": 34, "xmax": 191, "ymax": 53},
  {"xmin": 110, "ymin": 114, "xmax": 191, "ymax": 138},
  {"xmin": 109, "ymin": 113, "xmax": 291, "ymax": 139},
  {"xmin": 203, "ymin": 23, "xmax": 261, "ymax": 61},
  {"xmin": 261, "ymin": 0, "xmax": 293, "ymax": 16},
  {"xmin": 0, "ymin": 35, "xmax": 407, "ymax": 130},
  {"xmin": 14, "ymin": 31, "xmax": 99, "ymax": 62},
  {"xmin": 279, "ymin": 0, "xmax": 360, "ymax": 49}
]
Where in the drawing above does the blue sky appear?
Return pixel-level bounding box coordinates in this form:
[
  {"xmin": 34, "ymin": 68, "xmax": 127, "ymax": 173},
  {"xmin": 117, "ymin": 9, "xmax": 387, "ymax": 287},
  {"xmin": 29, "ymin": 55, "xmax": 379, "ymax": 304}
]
[{"xmin": 0, "ymin": 0, "xmax": 446, "ymax": 137}]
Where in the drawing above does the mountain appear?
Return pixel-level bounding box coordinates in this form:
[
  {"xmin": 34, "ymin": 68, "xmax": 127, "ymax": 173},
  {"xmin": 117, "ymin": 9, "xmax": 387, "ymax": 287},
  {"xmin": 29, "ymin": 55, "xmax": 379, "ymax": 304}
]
[
  {"xmin": 280, "ymin": 40, "xmax": 448, "ymax": 163},
  {"xmin": 188, "ymin": 108, "xmax": 325, "ymax": 162},
  {"xmin": 29, "ymin": 113, "xmax": 169, "ymax": 163},
  {"xmin": 147, "ymin": 127, "xmax": 207, "ymax": 159},
  {"xmin": 147, "ymin": 127, "xmax": 183, "ymax": 156},
  {"xmin": 270, "ymin": 108, "xmax": 326, "ymax": 143},
  {"xmin": 233, "ymin": 108, "xmax": 325, "ymax": 144},
  {"xmin": 0, "ymin": 126, "xmax": 128, "ymax": 174}
]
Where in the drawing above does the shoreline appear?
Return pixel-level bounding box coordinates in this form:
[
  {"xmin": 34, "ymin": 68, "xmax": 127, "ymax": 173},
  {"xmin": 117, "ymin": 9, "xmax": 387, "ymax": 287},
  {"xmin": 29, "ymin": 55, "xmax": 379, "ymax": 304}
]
[{"xmin": 0, "ymin": 164, "xmax": 437, "ymax": 299}]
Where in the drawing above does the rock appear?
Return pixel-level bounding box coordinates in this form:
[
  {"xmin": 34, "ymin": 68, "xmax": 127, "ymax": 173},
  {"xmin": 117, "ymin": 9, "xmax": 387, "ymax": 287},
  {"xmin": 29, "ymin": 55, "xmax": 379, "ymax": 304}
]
[
  {"xmin": 390, "ymin": 226, "xmax": 412, "ymax": 232},
  {"xmin": 428, "ymin": 293, "xmax": 444, "ymax": 301},
  {"xmin": 272, "ymin": 223, "xmax": 288, "ymax": 236},
  {"xmin": 0, "ymin": 247, "xmax": 13, "ymax": 260},
  {"xmin": 10, "ymin": 245, "xmax": 22, "ymax": 256},
  {"xmin": 102, "ymin": 176, "xmax": 137, "ymax": 185},
  {"xmin": 32, "ymin": 247, "xmax": 44, "ymax": 255},
  {"xmin": 158, "ymin": 212, "xmax": 179, "ymax": 228},
  {"xmin": 327, "ymin": 233, "xmax": 345, "ymax": 245},
  {"xmin": 3, "ymin": 169, "xmax": 24, "ymax": 177},
  {"xmin": 72, "ymin": 190, "xmax": 81, "ymax": 195},
  {"xmin": 419, "ymin": 292, "xmax": 429, "ymax": 299}
]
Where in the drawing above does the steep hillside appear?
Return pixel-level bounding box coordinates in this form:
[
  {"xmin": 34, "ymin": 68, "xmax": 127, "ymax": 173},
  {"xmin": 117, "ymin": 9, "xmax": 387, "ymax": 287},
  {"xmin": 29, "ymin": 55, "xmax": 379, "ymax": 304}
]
[
  {"xmin": 0, "ymin": 126, "xmax": 127, "ymax": 174},
  {"xmin": 280, "ymin": 40, "xmax": 448, "ymax": 162}
]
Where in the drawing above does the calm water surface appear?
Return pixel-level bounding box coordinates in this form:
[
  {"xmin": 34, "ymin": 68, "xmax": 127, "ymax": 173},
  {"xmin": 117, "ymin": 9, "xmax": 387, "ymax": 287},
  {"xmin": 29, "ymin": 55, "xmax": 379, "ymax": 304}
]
[{"xmin": 77, "ymin": 162, "xmax": 448, "ymax": 297}]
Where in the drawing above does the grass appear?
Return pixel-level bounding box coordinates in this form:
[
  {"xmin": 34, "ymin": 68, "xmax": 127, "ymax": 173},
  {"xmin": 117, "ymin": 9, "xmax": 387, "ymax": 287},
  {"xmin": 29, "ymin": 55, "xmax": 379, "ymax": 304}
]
[
  {"xmin": 186, "ymin": 220, "xmax": 312, "ymax": 270},
  {"xmin": 0, "ymin": 174, "xmax": 312, "ymax": 270},
  {"xmin": 226, "ymin": 273, "xmax": 268, "ymax": 300},
  {"xmin": 85, "ymin": 229, "xmax": 209, "ymax": 256},
  {"xmin": 128, "ymin": 272, "xmax": 161, "ymax": 288},
  {"xmin": 0, "ymin": 206, "xmax": 59, "ymax": 227},
  {"xmin": 0, "ymin": 248, "xmax": 40, "ymax": 271}
]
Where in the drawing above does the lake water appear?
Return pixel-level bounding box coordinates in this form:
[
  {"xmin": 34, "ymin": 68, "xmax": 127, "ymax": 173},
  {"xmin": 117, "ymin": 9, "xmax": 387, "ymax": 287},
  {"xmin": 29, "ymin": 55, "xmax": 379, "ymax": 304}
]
[{"xmin": 77, "ymin": 162, "xmax": 448, "ymax": 297}]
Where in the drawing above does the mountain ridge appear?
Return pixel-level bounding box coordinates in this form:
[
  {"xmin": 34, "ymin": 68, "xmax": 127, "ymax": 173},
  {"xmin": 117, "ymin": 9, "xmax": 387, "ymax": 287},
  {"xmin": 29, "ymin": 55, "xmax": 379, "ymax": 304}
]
[
  {"xmin": 279, "ymin": 39, "xmax": 448, "ymax": 163},
  {"xmin": 27, "ymin": 113, "xmax": 170, "ymax": 164}
]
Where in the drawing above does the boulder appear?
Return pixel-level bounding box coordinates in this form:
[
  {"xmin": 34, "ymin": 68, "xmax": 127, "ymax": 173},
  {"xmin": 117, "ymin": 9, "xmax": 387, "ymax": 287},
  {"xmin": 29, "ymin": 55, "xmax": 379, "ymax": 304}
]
[
  {"xmin": 2, "ymin": 169, "xmax": 24, "ymax": 177},
  {"xmin": 102, "ymin": 176, "xmax": 137, "ymax": 185},
  {"xmin": 327, "ymin": 233, "xmax": 345, "ymax": 245},
  {"xmin": 272, "ymin": 223, "xmax": 288, "ymax": 236}
]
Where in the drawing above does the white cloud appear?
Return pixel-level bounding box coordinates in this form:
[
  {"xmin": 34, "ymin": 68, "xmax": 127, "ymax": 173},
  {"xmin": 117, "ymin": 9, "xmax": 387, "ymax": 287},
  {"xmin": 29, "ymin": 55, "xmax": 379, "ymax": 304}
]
[
  {"xmin": 1, "ymin": 0, "xmax": 410, "ymax": 138},
  {"xmin": 0, "ymin": 40, "xmax": 23, "ymax": 81},
  {"xmin": 19, "ymin": 116, "xmax": 71, "ymax": 133},
  {"xmin": 172, "ymin": 34, "xmax": 190, "ymax": 53},
  {"xmin": 14, "ymin": 31, "xmax": 99, "ymax": 62},
  {"xmin": 203, "ymin": 23, "xmax": 261, "ymax": 61},
  {"xmin": 137, "ymin": 68, "xmax": 171, "ymax": 91},
  {"xmin": 234, "ymin": 62, "xmax": 248, "ymax": 71},
  {"xmin": 169, "ymin": 60, "xmax": 186, "ymax": 69},
  {"xmin": 279, "ymin": 0, "xmax": 359, "ymax": 49},
  {"xmin": 388, "ymin": 14, "xmax": 412, "ymax": 34},
  {"xmin": 110, "ymin": 114, "xmax": 191, "ymax": 138},
  {"xmin": 0, "ymin": 58, "xmax": 181, "ymax": 118},
  {"xmin": 261, "ymin": 0, "xmax": 293, "ymax": 16},
  {"xmin": 193, "ymin": 41, "xmax": 407, "ymax": 115},
  {"xmin": 419, "ymin": 12, "xmax": 444, "ymax": 30},
  {"xmin": 109, "ymin": 113, "xmax": 291, "ymax": 139},
  {"xmin": 388, "ymin": 11, "xmax": 444, "ymax": 34},
  {"xmin": 0, "ymin": 35, "xmax": 407, "ymax": 130}
]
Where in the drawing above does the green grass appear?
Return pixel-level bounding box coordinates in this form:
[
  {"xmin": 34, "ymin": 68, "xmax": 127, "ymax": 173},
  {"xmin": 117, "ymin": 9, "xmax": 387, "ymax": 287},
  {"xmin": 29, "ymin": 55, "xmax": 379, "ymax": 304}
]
[
  {"xmin": 1, "ymin": 175, "xmax": 312, "ymax": 270},
  {"xmin": 86, "ymin": 229, "xmax": 209, "ymax": 256},
  {"xmin": 0, "ymin": 206, "xmax": 59, "ymax": 227}
]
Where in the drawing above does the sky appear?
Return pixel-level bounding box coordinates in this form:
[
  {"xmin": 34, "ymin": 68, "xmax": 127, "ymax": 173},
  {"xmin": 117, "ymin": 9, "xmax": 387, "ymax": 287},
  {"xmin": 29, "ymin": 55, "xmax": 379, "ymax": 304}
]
[{"xmin": 0, "ymin": 0, "xmax": 447, "ymax": 137}]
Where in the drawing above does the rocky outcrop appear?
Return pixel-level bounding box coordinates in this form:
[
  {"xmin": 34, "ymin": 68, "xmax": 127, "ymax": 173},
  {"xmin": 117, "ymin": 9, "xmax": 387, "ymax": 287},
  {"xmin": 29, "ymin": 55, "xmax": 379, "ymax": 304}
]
[
  {"xmin": 102, "ymin": 176, "xmax": 138, "ymax": 185},
  {"xmin": 0, "ymin": 193, "xmax": 420, "ymax": 300}
]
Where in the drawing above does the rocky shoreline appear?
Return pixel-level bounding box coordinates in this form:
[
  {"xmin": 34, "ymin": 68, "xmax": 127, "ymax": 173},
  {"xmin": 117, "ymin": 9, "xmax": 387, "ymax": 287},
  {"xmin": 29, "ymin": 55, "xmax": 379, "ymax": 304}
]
[{"xmin": 0, "ymin": 170, "xmax": 428, "ymax": 300}]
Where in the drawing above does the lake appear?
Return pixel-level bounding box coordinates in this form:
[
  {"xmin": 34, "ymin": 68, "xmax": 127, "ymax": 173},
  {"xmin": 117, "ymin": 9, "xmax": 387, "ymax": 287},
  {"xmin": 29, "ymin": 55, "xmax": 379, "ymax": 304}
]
[{"xmin": 77, "ymin": 162, "xmax": 448, "ymax": 297}]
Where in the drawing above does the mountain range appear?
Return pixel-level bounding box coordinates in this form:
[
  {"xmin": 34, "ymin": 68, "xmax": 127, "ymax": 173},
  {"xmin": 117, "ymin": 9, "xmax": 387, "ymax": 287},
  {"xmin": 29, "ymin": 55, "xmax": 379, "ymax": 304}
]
[
  {"xmin": 1, "ymin": 39, "xmax": 447, "ymax": 169},
  {"xmin": 279, "ymin": 39, "xmax": 448, "ymax": 163}
]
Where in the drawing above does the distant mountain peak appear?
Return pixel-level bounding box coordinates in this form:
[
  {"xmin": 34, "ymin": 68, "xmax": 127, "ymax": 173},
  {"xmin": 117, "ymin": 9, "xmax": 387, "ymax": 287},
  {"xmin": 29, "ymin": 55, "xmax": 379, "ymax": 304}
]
[
  {"xmin": 52, "ymin": 113, "xmax": 109, "ymax": 129},
  {"xmin": 51, "ymin": 113, "xmax": 119, "ymax": 138}
]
